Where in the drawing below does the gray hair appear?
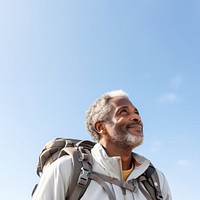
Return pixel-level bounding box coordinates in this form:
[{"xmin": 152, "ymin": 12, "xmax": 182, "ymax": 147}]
[{"xmin": 85, "ymin": 90, "xmax": 129, "ymax": 142}]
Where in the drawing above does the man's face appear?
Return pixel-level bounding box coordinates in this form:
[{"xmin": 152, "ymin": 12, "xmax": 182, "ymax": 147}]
[{"xmin": 104, "ymin": 97, "xmax": 144, "ymax": 149}]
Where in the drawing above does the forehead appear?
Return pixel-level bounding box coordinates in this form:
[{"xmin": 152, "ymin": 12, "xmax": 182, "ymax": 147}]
[{"xmin": 108, "ymin": 97, "xmax": 135, "ymax": 109}]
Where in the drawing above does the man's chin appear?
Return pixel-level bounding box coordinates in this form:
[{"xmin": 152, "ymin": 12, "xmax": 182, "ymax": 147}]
[
  {"xmin": 110, "ymin": 133, "xmax": 143, "ymax": 149},
  {"xmin": 126, "ymin": 134, "xmax": 144, "ymax": 149}
]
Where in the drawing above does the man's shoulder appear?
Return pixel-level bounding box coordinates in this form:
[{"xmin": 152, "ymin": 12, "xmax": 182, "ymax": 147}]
[
  {"xmin": 53, "ymin": 155, "xmax": 72, "ymax": 168},
  {"xmin": 43, "ymin": 155, "xmax": 73, "ymax": 176}
]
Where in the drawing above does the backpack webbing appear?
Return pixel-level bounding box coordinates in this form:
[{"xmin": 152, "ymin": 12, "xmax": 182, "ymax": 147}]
[{"xmin": 66, "ymin": 147, "xmax": 93, "ymax": 200}]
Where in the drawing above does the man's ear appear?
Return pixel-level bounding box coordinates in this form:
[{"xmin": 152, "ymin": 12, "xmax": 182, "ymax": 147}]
[{"xmin": 94, "ymin": 121, "xmax": 106, "ymax": 135}]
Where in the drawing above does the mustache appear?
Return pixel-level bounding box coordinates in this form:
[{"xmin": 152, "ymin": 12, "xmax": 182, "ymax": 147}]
[{"xmin": 126, "ymin": 121, "xmax": 143, "ymax": 128}]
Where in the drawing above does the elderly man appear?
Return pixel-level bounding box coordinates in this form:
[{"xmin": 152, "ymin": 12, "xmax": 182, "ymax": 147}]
[{"xmin": 32, "ymin": 90, "xmax": 172, "ymax": 200}]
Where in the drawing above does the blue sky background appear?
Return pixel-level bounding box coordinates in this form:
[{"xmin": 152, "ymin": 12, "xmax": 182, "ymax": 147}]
[{"xmin": 0, "ymin": 1, "xmax": 200, "ymax": 199}]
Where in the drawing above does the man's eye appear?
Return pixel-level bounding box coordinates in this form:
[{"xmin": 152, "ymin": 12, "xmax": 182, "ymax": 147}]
[
  {"xmin": 135, "ymin": 110, "xmax": 140, "ymax": 115},
  {"xmin": 119, "ymin": 109, "xmax": 128, "ymax": 114}
]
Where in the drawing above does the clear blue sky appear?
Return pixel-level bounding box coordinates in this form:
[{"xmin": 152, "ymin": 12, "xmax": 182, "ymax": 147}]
[{"xmin": 0, "ymin": 1, "xmax": 200, "ymax": 199}]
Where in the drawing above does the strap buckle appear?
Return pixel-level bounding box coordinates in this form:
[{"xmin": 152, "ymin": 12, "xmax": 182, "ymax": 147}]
[
  {"xmin": 78, "ymin": 167, "xmax": 90, "ymax": 187},
  {"xmin": 77, "ymin": 147, "xmax": 91, "ymax": 187}
]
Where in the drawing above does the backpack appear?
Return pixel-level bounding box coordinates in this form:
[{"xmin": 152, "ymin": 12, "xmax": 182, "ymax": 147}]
[{"xmin": 32, "ymin": 138, "xmax": 163, "ymax": 200}]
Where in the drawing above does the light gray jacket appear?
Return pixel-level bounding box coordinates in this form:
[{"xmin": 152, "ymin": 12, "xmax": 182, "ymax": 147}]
[{"xmin": 32, "ymin": 143, "xmax": 172, "ymax": 200}]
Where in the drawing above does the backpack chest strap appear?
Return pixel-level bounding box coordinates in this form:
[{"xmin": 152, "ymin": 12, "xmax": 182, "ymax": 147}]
[{"xmin": 89, "ymin": 172, "xmax": 137, "ymax": 195}]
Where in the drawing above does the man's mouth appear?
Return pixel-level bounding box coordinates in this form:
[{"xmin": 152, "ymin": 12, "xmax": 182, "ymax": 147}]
[
  {"xmin": 127, "ymin": 122, "xmax": 142, "ymax": 129},
  {"xmin": 126, "ymin": 123, "xmax": 143, "ymax": 133}
]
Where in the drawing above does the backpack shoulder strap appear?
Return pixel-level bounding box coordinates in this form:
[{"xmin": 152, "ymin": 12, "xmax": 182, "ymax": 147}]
[
  {"xmin": 138, "ymin": 163, "xmax": 163, "ymax": 200},
  {"xmin": 61, "ymin": 146, "xmax": 93, "ymax": 200}
]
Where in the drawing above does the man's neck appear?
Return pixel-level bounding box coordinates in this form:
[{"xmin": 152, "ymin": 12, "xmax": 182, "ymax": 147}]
[{"xmin": 100, "ymin": 141, "xmax": 133, "ymax": 170}]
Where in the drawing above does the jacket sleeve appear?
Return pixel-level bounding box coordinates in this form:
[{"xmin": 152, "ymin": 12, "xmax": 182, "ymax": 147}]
[{"xmin": 32, "ymin": 156, "xmax": 72, "ymax": 200}]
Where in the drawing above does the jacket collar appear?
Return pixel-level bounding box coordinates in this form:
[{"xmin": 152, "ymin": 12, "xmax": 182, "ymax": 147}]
[{"xmin": 91, "ymin": 143, "xmax": 151, "ymax": 180}]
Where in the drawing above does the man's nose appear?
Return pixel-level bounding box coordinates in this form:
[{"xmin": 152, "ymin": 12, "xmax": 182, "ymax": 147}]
[{"xmin": 130, "ymin": 113, "xmax": 142, "ymax": 122}]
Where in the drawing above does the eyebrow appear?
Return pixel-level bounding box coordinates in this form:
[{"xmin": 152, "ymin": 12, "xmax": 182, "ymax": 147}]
[
  {"xmin": 115, "ymin": 105, "xmax": 129, "ymax": 114},
  {"xmin": 117, "ymin": 105, "xmax": 129, "ymax": 110},
  {"xmin": 116, "ymin": 105, "xmax": 139, "ymax": 114}
]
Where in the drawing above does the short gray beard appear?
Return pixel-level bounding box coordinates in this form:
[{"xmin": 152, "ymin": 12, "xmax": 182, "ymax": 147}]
[{"xmin": 110, "ymin": 132, "xmax": 143, "ymax": 149}]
